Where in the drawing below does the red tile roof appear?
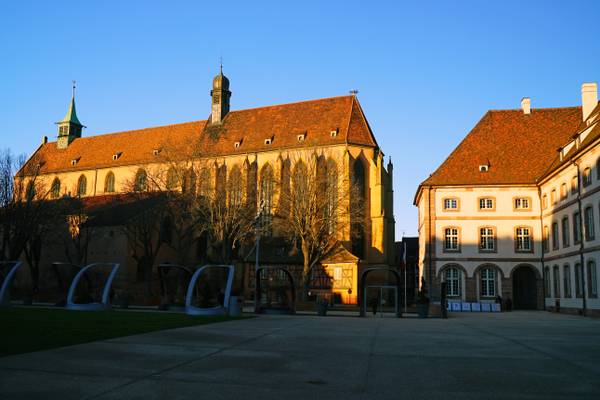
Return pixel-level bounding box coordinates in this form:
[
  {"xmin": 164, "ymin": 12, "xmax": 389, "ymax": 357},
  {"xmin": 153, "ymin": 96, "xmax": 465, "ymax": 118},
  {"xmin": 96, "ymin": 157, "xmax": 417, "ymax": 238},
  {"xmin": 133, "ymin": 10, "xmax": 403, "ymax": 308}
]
[
  {"xmin": 542, "ymin": 103, "xmax": 600, "ymax": 176},
  {"xmin": 27, "ymin": 95, "xmax": 376, "ymax": 175},
  {"xmin": 419, "ymin": 106, "xmax": 584, "ymax": 188}
]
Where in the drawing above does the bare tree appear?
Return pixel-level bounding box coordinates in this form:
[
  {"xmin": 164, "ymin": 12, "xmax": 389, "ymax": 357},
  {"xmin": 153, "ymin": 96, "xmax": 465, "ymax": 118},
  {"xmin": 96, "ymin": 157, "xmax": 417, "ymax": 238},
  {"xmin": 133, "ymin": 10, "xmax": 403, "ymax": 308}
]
[
  {"xmin": 61, "ymin": 198, "xmax": 94, "ymax": 267},
  {"xmin": 192, "ymin": 162, "xmax": 256, "ymax": 264},
  {"xmin": 274, "ymin": 152, "xmax": 365, "ymax": 297},
  {"xmin": 119, "ymin": 172, "xmax": 169, "ymax": 295},
  {"xmin": 149, "ymin": 162, "xmax": 198, "ymax": 266},
  {"xmin": 0, "ymin": 149, "xmax": 56, "ymax": 294}
]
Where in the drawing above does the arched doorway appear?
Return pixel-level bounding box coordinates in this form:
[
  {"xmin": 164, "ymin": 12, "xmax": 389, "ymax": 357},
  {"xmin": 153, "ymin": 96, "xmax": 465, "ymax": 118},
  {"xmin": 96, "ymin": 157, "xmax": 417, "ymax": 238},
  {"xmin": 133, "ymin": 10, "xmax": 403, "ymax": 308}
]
[
  {"xmin": 359, "ymin": 267, "xmax": 402, "ymax": 317},
  {"xmin": 254, "ymin": 266, "xmax": 296, "ymax": 315},
  {"xmin": 512, "ymin": 265, "xmax": 537, "ymax": 310}
]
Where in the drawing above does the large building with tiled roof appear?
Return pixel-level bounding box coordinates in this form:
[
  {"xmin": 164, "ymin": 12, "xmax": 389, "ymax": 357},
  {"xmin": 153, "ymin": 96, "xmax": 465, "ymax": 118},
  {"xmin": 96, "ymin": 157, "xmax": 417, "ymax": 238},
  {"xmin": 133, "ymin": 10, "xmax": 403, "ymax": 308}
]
[
  {"xmin": 19, "ymin": 71, "xmax": 395, "ymax": 305},
  {"xmin": 415, "ymin": 83, "xmax": 600, "ymax": 316}
]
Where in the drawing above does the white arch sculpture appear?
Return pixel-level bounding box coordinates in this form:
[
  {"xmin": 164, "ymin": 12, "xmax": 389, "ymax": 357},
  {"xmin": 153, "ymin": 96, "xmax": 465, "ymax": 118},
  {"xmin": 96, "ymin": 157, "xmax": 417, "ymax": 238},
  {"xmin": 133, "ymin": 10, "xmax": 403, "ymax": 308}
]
[
  {"xmin": 0, "ymin": 261, "xmax": 23, "ymax": 306},
  {"xmin": 66, "ymin": 262, "xmax": 120, "ymax": 311},
  {"xmin": 185, "ymin": 264, "xmax": 234, "ymax": 316}
]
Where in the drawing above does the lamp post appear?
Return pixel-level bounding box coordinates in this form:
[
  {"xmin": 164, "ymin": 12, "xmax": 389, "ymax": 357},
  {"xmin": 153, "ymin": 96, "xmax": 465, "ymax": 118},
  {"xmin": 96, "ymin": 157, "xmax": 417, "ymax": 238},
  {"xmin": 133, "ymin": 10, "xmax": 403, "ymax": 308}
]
[{"xmin": 253, "ymin": 200, "xmax": 264, "ymax": 313}]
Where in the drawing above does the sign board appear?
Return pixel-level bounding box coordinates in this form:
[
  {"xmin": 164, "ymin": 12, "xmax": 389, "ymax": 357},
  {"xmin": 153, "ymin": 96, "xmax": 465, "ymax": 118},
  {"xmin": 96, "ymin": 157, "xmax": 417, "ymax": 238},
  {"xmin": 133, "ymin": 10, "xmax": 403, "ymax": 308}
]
[
  {"xmin": 451, "ymin": 302, "xmax": 461, "ymax": 311},
  {"xmin": 471, "ymin": 302, "xmax": 481, "ymax": 312},
  {"xmin": 491, "ymin": 303, "xmax": 501, "ymax": 312},
  {"xmin": 481, "ymin": 303, "xmax": 491, "ymax": 312},
  {"xmin": 461, "ymin": 302, "xmax": 471, "ymax": 312}
]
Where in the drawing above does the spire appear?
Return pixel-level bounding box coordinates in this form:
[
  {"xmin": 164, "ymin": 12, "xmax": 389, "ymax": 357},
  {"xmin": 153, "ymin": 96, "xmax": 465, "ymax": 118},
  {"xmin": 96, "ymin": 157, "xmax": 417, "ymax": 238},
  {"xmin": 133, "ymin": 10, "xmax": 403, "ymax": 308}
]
[
  {"xmin": 56, "ymin": 81, "xmax": 85, "ymax": 149},
  {"xmin": 57, "ymin": 81, "xmax": 83, "ymax": 126}
]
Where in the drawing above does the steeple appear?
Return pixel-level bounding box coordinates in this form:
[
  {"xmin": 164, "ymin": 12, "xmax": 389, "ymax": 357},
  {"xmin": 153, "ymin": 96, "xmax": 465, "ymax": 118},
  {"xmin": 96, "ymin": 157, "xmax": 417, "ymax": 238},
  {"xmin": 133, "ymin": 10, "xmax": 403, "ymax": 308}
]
[
  {"xmin": 56, "ymin": 82, "xmax": 85, "ymax": 149},
  {"xmin": 210, "ymin": 66, "xmax": 231, "ymax": 124}
]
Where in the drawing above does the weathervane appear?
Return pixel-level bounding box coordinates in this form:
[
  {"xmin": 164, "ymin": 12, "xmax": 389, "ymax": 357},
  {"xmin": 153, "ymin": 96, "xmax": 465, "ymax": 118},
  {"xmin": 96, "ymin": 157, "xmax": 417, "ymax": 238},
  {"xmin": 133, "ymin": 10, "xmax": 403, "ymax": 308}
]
[
  {"xmin": 72, "ymin": 80, "xmax": 76, "ymax": 98},
  {"xmin": 349, "ymin": 89, "xmax": 359, "ymax": 95}
]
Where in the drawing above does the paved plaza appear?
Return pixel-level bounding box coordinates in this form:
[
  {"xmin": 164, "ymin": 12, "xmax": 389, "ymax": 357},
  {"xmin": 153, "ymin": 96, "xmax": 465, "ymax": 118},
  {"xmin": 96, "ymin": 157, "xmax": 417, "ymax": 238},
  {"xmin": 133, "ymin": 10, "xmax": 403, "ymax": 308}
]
[{"xmin": 1, "ymin": 311, "xmax": 599, "ymax": 399}]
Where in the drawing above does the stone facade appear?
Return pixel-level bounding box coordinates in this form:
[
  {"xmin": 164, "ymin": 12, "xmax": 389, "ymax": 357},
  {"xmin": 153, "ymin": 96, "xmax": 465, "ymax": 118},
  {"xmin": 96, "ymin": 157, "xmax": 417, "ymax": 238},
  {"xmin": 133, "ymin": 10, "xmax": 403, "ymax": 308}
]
[{"xmin": 415, "ymin": 83, "xmax": 600, "ymax": 316}]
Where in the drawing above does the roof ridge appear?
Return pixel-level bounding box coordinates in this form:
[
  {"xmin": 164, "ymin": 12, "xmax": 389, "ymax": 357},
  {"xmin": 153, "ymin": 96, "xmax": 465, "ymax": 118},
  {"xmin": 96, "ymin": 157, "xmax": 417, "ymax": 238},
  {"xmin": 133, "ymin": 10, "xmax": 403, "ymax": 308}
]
[
  {"xmin": 43, "ymin": 95, "xmax": 354, "ymax": 144},
  {"xmin": 43, "ymin": 120, "xmax": 206, "ymax": 144},
  {"xmin": 348, "ymin": 96, "xmax": 379, "ymax": 149},
  {"xmin": 488, "ymin": 105, "xmax": 581, "ymax": 112},
  {"xmin": 228, "ymin": 95, "xmax": 353, "ymax": 114}
]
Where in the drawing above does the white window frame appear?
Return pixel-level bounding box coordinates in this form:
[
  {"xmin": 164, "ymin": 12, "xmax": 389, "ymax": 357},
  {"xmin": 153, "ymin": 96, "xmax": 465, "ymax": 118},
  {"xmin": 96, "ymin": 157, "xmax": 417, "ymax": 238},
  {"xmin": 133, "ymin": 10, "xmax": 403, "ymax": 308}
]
[
  {"xmin": 588, "ymin": 260, "xmax": 598, "ymax": 298},
  {"xmin": 444, "ymin": 228, "xmax": 460, "ymax": 252},
  {"xmin": 479, "ymin": 197, "xmax": 494, "ymax": 210},
  {"xmin": 480, "ymin": 268, "xmax": 496, "ymax": 298},
  {"xmin": 479, "ymin": 227, "xmax": 495, "ymax": 251},
  {"xmin": 445, "ymin": 267, "xmax": 462, "ymax": 298},
  {"xmin": 584, "ymin": 206, "xmax": 595, "ymax": 240},
  {"xmin": 443, "ymin": 198, "xmax": 459, "ymax": 211},
  {"xmin": 563, "ymin": 264, "xmax": 572, "ymax": 298},
  {"xmin": 553, "ymin": 265, "xmax": 561, "ymax": 298},
  {"xmin": 515, "ymin": 227, "xmax": 531, "ymax": 252},
  {"xmin": 514, "ymin": 197, "xmax": 530, "ymax": 210}
]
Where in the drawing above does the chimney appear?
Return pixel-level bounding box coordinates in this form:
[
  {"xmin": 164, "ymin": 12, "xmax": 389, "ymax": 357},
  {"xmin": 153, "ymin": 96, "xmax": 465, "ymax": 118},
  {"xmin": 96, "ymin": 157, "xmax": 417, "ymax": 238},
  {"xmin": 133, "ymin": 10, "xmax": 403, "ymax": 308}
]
[
  {"xmin": 582, "ymin": 82, "xmax": 598, "ymax": 122},
  {"xmin": 521, "ymin": 97, "xmax": 531, "ymax": 115}
]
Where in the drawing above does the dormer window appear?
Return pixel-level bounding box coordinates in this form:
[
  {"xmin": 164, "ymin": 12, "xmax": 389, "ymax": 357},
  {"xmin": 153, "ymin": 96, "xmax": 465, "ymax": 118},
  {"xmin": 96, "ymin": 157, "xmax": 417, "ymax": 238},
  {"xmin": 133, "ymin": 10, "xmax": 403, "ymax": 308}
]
[
  {"xmin": 264, "ymin": 137, "xmax": 272, "ymax": 145},
  {"xmin": 479, "ymin": 164, "xmax": 489, "ymax": 172},
  {"xmin": 234, "ymin": 140, "xmax": 242, "ymax": 149},
  {"xmin": 297, "ymin": 134, "xmax": 305, "ymax": 142},
  {"xmin": 152, "ymin": 149, "xmax": 161, "ymax": 156},
  {"xmin": 330, "ymin": 129, "xmax": 339, "ymax": 137},
  {"xmin": 71, "ymin": 158, "xmax": 80, "ymax": 166},
  {"xmin": 112, "ymin": 152, "xmax": 122, "ymax": 161}
]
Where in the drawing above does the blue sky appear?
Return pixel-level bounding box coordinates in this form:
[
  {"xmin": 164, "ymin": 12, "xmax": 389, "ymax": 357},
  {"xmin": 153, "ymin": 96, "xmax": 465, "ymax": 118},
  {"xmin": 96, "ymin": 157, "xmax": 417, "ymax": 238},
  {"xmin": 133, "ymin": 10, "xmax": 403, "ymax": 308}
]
[{"xmin": 1, "ymin": 1, "xmax": 599, "ymax": 237}]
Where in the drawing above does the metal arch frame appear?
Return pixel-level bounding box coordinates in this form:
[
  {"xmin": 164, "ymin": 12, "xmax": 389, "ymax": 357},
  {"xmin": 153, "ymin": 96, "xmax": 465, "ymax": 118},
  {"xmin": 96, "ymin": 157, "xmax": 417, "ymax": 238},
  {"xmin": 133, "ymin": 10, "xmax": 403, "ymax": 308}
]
[
  {"xmin": 158, "ymin": 263, "xmax": 194, "ymax": 309},
  {"xmin": 359, "ymin": 267, "xmax": 402, "ymax": 318},
  {"xmin": 51, "ymin": 262, "xmax": 82, "ymax": 305},
  {"xmin": 66, "ymin": 263, "xmax": 121, "ymax": 311},
  {"xmin": 185, "ymin": 264, "xmax": 235, "ymax": 316},
  {"xmin": 254, "ymin": 266, "xmax": 296, "ymax": 315},
  {"xmin": 0, "ymin": 261, "xmax": 23, "ymax": 307}
]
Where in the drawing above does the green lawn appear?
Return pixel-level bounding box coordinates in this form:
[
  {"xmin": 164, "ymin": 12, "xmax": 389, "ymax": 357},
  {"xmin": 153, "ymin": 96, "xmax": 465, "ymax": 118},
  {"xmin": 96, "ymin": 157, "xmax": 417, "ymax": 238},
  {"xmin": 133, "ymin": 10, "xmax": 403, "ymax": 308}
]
[{"xmin": 0, "ymin": 307, "xmax": 245, "ymax": 357}]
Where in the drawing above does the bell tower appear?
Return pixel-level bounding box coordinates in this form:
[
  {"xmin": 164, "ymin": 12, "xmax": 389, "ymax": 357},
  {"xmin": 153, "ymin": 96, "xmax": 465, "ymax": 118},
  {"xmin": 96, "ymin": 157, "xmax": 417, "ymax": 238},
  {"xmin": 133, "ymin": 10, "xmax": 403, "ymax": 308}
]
[
  {"xmin": 56, "ymin": 82, "xmax": 85, "ymax": 149},
  {"xmin": 210, "ymin": 66, "xmax": 231, "ymax": 124}
]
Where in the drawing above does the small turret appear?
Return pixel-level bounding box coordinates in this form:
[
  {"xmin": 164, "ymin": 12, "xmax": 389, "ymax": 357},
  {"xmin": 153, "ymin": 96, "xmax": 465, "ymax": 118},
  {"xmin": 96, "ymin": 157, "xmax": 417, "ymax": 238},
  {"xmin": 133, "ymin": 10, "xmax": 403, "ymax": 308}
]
[
  {"xmin": 56, "ymin": 82, "xmax": 85, "ymax": 149},
  {"xmin": 210, "ymin": 67, "xmax": 231, "ymax": 124}
]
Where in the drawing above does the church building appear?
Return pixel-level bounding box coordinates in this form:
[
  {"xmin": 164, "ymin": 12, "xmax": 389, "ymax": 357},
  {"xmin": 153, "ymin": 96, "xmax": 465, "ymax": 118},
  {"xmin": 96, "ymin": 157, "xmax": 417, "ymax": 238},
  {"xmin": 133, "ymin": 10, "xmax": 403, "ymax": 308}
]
[{"xmin": 18, "ymin": 71, "xmax": 395, "ymax": 305}]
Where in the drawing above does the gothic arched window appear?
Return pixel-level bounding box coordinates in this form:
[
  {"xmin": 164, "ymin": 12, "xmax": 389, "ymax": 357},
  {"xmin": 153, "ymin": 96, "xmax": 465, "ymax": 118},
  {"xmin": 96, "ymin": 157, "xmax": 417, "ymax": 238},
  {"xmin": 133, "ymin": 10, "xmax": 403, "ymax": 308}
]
[
  {"xmin": 198, "ymin": 168, "xmax": 211, "ymax": 198},
  {"xmin": 292, "ymin": 161, "xmax": 308, "ymax": 214},
  {"xmin": 134, "ymin": 169, "xmax": 147, "ymax": 192},
  {"xmin": 351, "ymin": 159, "xmax": 366, "ymax": 258},
  {"xmin": 104, "ymin": 171, "xmax": 115, "ymax": 193},
  {"xmin": 228, "ymin": 166, "xmax": 242, "ymax": 207},
  {"xmin": 260, "ymin": 164, "xmax": 274, "ymax": 235},
  {"xmin": 166, "ymin": 167, "xmax": 179, "ymax": 191},
  {"xmin": 50, "ymin": 178, "xmax": 61, "ymax": 199},
  {"xmin": 326, "ymin": 159, "xmax": 338, "ymax": 234},
  {"xmin": 182, "ymin": 168, "xmax": 196, "ymax": 195},
  {"xmin": 77, "ymin": 175, "xmax": 87, "ymax": 197}
]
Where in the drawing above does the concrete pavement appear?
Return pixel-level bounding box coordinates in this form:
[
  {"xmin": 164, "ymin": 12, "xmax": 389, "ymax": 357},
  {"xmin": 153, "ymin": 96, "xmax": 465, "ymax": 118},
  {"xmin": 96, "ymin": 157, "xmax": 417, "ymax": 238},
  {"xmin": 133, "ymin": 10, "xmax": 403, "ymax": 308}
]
[{"xmin": 1, "ymin": 311, "xmax": 600, "ymax": 399}]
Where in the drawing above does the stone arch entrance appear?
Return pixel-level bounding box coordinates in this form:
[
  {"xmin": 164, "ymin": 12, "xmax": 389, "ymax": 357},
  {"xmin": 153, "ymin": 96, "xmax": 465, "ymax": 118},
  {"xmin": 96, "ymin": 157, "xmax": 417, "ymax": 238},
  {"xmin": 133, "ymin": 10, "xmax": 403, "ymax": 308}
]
[
  {"xmin": 512, "ymin": 265, "xmax": 538, "ymax": 310},
  {"xmin": 359, "ymin": 267, "xmax": 402, "ymax": 317},
  {"xmin": 254, "ymin": 266, "xmax": 296, "ymax": 314}
]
